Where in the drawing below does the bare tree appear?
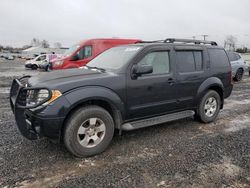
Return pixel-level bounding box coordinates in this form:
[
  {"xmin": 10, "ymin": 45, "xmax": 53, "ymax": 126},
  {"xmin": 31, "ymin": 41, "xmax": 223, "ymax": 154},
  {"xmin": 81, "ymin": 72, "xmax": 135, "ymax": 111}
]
[
  {"xmin": 224, "ymin": 35, "xmax": 237, "ymax": 51},
  {"xmin": 5, "ymin": 45, "xmax": 13, "ymax": 50},
  {"xmin": 31, "ymin": 38, "xmax": 40, "ymax": 47},
  {"xmin": 41, "ymin": 40, "xmax": 50, "ymax": 48},
  {"xmin": 54, "ymin": 42, "xmax": 62, "ymax": 48}
]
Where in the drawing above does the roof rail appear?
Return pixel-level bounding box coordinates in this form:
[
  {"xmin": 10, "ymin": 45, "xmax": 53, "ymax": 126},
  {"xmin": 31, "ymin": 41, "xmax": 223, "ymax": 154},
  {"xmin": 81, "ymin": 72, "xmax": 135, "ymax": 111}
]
[
  {"xmin": 136, "ymin": 40, "xmax": 165, "ymax": 43},
  {"xmin": 164, "ymin": 38, "xmax": 217, "ymax": 46}
]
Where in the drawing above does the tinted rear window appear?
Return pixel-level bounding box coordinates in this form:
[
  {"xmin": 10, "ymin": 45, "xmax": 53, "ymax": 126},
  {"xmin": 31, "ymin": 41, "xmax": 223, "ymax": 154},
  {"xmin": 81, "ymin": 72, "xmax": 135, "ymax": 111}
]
[{"xmin": 208, "ymin": 49, "xmax": 229, "ymax": 67}]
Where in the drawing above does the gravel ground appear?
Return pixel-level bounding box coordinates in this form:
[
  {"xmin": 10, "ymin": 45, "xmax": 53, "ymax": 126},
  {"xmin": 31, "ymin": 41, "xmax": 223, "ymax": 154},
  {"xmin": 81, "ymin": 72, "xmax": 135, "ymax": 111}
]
[{"xmin": 0, "ymin": 59, "xmax": 250, "ymax": 188}]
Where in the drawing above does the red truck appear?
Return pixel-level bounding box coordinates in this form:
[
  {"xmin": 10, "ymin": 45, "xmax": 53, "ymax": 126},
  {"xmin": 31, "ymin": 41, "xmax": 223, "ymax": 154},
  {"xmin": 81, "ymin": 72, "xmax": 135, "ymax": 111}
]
[{"xmin": 51, "ymin": 38, "xmax": 141, "ymax": 70}]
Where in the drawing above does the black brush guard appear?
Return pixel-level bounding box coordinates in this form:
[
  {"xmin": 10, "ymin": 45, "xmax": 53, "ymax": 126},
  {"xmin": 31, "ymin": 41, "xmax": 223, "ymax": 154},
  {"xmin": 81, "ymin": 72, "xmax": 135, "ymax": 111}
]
[{"xmin": 10, "ymin": 76, "xmax": 38, "ymax": 140}]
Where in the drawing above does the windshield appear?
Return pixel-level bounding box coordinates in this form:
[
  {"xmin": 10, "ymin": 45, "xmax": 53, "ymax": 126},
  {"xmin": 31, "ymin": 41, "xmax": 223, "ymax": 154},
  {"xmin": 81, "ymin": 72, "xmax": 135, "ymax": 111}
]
[
  {"xmin": 87, "ymin": 46, "xmax": 142, "ymax": 70},
  {"xmin": 63, "ymin": 44, "xmax": 80, "ymax": 57}
]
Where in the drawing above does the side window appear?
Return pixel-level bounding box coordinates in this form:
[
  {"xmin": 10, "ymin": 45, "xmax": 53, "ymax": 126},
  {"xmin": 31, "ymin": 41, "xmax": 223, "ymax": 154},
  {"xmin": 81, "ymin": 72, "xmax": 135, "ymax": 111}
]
[
  {"xmin": 77, "ymin": 46, "xmax": 92, "ymax": 60},
  {"xmin": 228, "ymin": 52, "xmax": 237, "ymax": 61},
  {"xmin": 235, "ymin": 53, "xmax": 241, "ymax": 60},
  {"xmin": 137, "ymin": 51, "xmax": 170, "ymax": 75},
  {"xmin": 36, "ymin": 55, "xmax": 46, "ymax": 61},
  {"xmin": 208, "ymin": 49, "xmax": 229, "ymax": 67},
  {"xmin": 176, "ymin": 51, "xmax": 203, "ymax": 72},
  {"xmin": 194, "ymin": 51, "xmax": 202, "ymax": 71}
]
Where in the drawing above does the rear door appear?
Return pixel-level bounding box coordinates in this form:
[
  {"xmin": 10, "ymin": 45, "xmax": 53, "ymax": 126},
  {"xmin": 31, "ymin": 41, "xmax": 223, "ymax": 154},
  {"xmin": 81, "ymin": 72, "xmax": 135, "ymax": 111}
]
[
  {"xmin": 174, "ymin": 46, "xmax": 206, "ymax": 109},
  {"xmin": 126, "ymin": 46, "xmax": 178, "ymax": 120}
]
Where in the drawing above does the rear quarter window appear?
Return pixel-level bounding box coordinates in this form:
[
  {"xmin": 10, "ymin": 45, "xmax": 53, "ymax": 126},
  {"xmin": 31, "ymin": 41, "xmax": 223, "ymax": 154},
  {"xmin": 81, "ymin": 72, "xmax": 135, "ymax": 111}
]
[{"xmin": 208, "ymin": 49, "xmax": 229, "ymax": 68}]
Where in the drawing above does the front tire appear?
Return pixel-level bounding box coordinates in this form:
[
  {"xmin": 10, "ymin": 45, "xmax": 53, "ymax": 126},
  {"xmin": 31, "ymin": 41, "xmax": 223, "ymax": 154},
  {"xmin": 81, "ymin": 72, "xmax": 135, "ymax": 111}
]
[
  {"xmin": 63, "ymin": 105, "xmax": 114, "ymax": 157},
  {"xmin": 197, "ymin": 90, "xmax": 221, "ymax": 123}
]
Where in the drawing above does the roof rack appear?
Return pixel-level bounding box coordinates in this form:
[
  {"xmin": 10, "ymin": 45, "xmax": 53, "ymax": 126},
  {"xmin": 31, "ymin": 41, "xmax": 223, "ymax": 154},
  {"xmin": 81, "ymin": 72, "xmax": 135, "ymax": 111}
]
[{"xmin": 164, "ymin": 38, "xmax": 217, "ymax": 46}]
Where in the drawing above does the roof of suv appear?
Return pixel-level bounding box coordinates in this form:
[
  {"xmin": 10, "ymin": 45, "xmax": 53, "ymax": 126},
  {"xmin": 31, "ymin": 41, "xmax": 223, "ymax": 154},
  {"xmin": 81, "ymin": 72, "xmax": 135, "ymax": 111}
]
[{"xmin": 128, "ymin": 38, "xmax": 223, "ymax": 49}]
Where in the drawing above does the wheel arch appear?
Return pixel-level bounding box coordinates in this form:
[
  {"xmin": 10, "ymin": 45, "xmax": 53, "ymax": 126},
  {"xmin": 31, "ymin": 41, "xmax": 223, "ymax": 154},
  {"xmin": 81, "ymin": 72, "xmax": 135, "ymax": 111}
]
[
  {"xmin": 60, "ymin": 87, "xmax": 125, "ymax": 142},
  {"xmin": 196, "ymin": 77, "xmax": 224, "ymax": 109}
]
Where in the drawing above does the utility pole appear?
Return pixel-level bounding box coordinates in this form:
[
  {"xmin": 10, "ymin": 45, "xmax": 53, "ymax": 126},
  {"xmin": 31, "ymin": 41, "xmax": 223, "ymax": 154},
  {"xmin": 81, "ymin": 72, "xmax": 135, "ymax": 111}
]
[{"xmin": 201, "ymin": 35, "xmax": 208, "ymax": 41}]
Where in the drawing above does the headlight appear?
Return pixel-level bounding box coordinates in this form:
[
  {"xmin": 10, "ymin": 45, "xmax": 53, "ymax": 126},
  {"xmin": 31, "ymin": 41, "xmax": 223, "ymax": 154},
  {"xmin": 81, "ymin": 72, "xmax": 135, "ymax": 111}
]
[
  {"xmin": 26, "ymin": 89, "xmax": 61, "ymax": 107},
  {"xmin": 54, "ymin": 60, "xmax": 63, "ymax": 66}
]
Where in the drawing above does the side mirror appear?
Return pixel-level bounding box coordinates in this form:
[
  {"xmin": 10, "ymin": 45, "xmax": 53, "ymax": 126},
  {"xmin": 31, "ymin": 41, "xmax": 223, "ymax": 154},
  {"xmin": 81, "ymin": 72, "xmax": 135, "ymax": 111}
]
[
  {"xmin": 132, "ymin": 64, "xmax": 153, "ymax": 78},
  {"xmin": 71, "ymin": 54, "xmax": 79, "ymax": 61}
]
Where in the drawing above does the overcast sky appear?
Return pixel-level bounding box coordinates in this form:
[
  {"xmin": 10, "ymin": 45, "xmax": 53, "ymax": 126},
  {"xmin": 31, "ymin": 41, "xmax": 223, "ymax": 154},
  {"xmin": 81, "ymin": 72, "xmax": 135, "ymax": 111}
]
[{"xmin": 0, "ymin": 0, "xmax": 249, "ymax": 48}]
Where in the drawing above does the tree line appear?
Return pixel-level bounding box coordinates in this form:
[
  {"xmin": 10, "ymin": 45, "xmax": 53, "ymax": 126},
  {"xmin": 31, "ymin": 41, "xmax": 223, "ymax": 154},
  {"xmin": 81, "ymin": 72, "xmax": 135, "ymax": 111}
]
[{"xmin": 0, "ymin": 38, "xmax": 63, "ymax": 52}]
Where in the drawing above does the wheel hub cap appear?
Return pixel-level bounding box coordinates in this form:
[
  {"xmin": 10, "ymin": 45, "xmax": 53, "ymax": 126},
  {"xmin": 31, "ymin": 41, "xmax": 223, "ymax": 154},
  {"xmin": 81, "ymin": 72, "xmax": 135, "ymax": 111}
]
[
  {"xmin": 77, "ymin": 118, "xmax": 106, "ymax": 148},
  {"xmin": 204, "ymin": 97, "xmax": 217, "ymax": 117}
]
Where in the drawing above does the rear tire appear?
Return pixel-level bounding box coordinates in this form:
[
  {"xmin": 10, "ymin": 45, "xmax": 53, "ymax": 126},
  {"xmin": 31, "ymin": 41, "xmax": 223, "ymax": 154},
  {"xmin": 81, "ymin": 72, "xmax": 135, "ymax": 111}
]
[
  {"xmin": 63, "ymin": 105, "xmax": 114, "ymax": 157},
  {"xmin": 196, "ymin": 90, "xmax": 221, "ymax": 123},
  {"xmin": 234, "ymin": 68, "xmax": 243, "ymax": 81}
]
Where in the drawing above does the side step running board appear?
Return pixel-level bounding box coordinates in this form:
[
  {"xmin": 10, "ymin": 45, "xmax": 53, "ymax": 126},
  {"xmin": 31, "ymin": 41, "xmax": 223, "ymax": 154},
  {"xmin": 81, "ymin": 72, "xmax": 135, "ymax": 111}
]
[{"xmin": 121, "ymin": 110, "xmax": 195, "ymax": 131}]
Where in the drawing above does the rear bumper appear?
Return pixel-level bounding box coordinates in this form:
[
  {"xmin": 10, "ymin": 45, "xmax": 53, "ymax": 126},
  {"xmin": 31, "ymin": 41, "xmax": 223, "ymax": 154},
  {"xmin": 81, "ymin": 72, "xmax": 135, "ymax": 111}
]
[{"xmin": 224, "ymin": 84, "xmax": 233, "ymax": 99}]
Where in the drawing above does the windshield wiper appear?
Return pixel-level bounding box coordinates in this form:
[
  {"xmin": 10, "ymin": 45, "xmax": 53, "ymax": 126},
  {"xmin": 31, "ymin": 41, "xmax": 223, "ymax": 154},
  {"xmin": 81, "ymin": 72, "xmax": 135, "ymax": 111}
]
[{"xmin": 86, "ymin": 65, "xmax": 106, "ymax": 72}]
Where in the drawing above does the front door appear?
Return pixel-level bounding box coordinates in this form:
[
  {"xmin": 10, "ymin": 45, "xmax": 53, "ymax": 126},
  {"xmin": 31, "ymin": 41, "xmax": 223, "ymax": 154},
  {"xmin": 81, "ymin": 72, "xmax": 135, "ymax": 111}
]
[{"xmin": 126, "ymin": 48, "xmax": 177, "ymax": 120}]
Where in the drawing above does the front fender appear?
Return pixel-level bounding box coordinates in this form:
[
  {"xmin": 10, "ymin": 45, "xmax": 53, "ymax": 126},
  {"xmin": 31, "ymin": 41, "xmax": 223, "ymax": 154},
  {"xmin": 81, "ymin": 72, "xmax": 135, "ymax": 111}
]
[{"xmin": 64, "ymin": 86, "xmax": 125, "ymax": 118}]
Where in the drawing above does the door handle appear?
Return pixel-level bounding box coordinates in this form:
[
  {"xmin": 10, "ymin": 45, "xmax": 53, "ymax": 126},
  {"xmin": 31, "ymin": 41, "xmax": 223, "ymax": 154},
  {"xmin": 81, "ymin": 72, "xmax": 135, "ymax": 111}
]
[{"xmin": 167, "ymin": 78, "xmax": 175, "ymax": 85}]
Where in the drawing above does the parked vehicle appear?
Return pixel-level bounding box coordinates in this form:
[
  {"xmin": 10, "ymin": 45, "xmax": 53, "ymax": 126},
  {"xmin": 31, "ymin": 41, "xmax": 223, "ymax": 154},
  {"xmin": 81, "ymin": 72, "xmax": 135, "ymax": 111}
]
[
  {"xmin": 51, "ymin": 38, "xmax": 141, "ymax": 70},
  {"xmin": 240, "ymin": 53, "xmax": 250, "ymax": 76},
  {"xmin": 5, "ymin": 55, "xmax": 14, "ymax": 60},
  {"xmin": 25, "ymin": 54, "xmax": 58, "ymax": 70},
  {"xmin": 10, "ymin": 38, "xmax": 233, "ymax": 157},
  {"xmin": 227, "ymin": 51, "xmax": 247, "ymax": 81}
]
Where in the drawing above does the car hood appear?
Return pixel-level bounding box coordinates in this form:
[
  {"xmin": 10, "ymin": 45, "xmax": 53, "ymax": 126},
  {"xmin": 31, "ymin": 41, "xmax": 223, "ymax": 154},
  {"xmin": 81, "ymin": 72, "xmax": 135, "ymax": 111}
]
[{"xmin": 28, "ymin": 68, "xmax": 114, "ymax": 92}]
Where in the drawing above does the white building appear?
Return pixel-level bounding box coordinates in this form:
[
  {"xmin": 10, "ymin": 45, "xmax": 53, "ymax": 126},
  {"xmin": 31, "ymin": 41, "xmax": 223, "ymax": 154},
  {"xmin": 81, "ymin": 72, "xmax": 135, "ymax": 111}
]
[{"xmin": 22, "ymin": 46, "xmax": 67, "ymax": 59}]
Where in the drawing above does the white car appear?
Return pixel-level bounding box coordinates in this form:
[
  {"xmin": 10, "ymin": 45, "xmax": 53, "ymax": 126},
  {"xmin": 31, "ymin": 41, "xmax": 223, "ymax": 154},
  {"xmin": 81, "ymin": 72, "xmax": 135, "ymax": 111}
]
[
  {"xmin": 227, "ymin": 52, "xmax": 248, "ymax": 81},
  {"xmin": 5, "ymin": 55, "xmax": 14, "ymax": 60},
  {"xmin": 25, "ymin": 54, "xmax": 57, "ymax": 70}
]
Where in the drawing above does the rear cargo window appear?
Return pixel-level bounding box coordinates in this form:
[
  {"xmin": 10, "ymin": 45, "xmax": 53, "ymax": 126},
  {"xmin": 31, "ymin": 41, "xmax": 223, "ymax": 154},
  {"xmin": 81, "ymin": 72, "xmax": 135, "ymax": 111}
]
[
  {"xmin": 176, "ymin": 51, "xmax": 203, "ymax": 72},
  {"xmin": 208, "ymin": 49, "xmax": 229, "ymax": 67}
]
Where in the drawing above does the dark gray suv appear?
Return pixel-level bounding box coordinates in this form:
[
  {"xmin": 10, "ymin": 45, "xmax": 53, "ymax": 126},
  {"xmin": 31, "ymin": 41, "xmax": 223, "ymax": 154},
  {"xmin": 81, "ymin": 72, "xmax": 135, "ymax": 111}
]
[{"xmin": 10, "ymin": 38, "xmax": 233, "ymax": 157}]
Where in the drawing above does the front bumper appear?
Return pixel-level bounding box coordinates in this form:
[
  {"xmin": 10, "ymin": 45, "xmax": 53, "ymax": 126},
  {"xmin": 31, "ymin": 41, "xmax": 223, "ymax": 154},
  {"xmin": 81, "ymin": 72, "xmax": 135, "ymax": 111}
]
[{"xmin": 10, "ymin": 77, "xmax": 68, "ymax": 142}]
